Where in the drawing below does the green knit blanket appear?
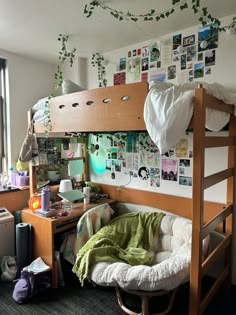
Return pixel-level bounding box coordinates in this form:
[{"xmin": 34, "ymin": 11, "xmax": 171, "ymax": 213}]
[{"xmin": 72, "ymin": 211, "xmax": 165, "ymax": 285}]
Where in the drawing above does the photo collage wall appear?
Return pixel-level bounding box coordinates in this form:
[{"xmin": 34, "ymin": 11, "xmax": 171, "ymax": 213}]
[
  {"xmin": 89, "ymin": 132, "xmax": 193, "ymax": 188},
  {"xmin": 113, "ymin": 23, "xmax": 218, "ymax": 85}
]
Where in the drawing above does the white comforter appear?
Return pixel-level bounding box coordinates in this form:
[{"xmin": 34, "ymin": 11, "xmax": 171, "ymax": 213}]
[{"xmin": 144, "ymin": 82, "xmax": 236, "ymax": 154}]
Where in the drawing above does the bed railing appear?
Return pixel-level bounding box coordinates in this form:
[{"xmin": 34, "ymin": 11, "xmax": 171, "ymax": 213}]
[{"xmin": 190, "ymin": 85, "xmax": 235, "ymax": 315}]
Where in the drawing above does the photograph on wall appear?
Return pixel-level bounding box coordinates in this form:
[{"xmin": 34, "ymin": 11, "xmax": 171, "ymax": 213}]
[
  {"xmin": 141, "ymin": 57, "xmax": 149, "ymax": 71},
  {"xmin": 198, "ymin": 23, "xmax": 218, "ymax": 52},
  {"xmin": 132, "ymin": 49, "xmax": 137, "ymax": 57},
  {"xmin": 127, "ymin": 57, "xmax": 141, "ymax": 82},
  {"xmin": 150, "ymin": 42, "xmax": 161, "ymax": 62},
  {"xmin": 157, "ymin": 61, "xmax": 161, "ymax": 68},
  {"xmin": 179, "ymin": 176, "xmax": 192, "ymax": 186},
  {"xmin": 115, "ymin": 160, "xmax": 121, "ymax": 172},
  {"xmin": 198, "ymin": 52, "xmax": 203, "ymax": 61},
  {"xmin": 119, "ymin": 57, "xmax": 126, "ymax": 71},
  {"xmin": 142, "ymin": 46, "xmax": 149, "ymax": 58},
  {"xmin": 175, "ymin": 138, "xmax": 188, "ymax": 157},
  {"xmin": 141, "ymin": 72, "xmax": 148, "ymax": 82},
  {"xmin": 186, "ymin": 45, "xmax": 197, "ymax": 62},
  {"xmin": 161, "ymin": 44, "xmax": 172, "ymax": 66},
  {"xmin": 149, "ymin": 68, "xmax": 166, "ymax": 83},
  {"xmin": 189, "ymin": 70, "xmax": 194, "ymax": 82},
  {"xmin": 205, "ymin": 67, "xmax": 211, "ymax": 75},
  {"xmin": 183, "ymin": 34, "xmax": 195, "ymax": 47},
  {"xmin": 181, "ymin": 54, "xmax": 187, "ymax": 70},
  {"xmin": 205, "ymin": 49, "xmax": 215, "ymax": 66},
  {"xmin": 194, "ymin": 62, "xmax": 204, "ymax": 78},
  {"xmin": 179, "ymin": 159, "xmax": 190, "ymax": 167},
  {"xmin": 161, "ymin": 159, "xmax": 178, "ymax": 181},
  {"xmin": 150, "ymin": 167, "xmax": 160, "ymax": 187},
  {"xmin": 128, "ymin": 51, "xmax": 131, "ymax": 58},
  {"xmin": 167, "ymin": 65, "xmax": 176, "ymax": 80},
  {"xmin": 113, "ymin": 72, "xmax": 126, "ymax": 85},
  {"xmin": 172, "ymin": 33, "xmax": 182, "ymax": 51}
]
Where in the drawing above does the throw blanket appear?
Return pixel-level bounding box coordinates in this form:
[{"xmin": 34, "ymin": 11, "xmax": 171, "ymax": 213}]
[{"xmin": 72, "ymin": 211, "xmax": 165, "ymax": 285}]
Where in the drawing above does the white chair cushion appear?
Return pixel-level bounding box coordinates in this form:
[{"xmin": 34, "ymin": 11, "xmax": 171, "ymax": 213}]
[{"xmin": 90, "ymin": 214, "xmax": 210, "ymax": 291}]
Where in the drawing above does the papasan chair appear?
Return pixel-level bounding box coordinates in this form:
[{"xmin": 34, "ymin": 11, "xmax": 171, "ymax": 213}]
[{"xmin": 72, "ymin": 211, "xmax": 210, "ymax": 315}]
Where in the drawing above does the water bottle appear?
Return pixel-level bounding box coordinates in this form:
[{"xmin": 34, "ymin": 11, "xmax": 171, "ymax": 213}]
[{"xmin": 41, "ymin": 186, "xmax": 51, "ymax": 211}]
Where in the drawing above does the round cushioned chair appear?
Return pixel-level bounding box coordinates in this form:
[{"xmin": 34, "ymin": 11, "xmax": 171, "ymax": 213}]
[{"xmin": 89, "ymin": 214, "xmax": 210, "ymax": 315}]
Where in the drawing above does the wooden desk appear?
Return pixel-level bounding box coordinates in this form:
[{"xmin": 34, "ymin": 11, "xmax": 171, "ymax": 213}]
[{"xmin": 22, "ymin": 199, "xmax": 115, "ymax": 286}]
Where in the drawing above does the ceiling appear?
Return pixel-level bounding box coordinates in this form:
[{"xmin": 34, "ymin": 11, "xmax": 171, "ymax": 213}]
[{"xmin": 0, "ymin": 0, "xmax": 235, "ymax": 64}]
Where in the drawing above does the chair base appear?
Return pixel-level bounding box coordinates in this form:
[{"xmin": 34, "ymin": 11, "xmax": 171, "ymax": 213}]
[{"xmin": 115, "ymin": 287, "xmax": 177, "ymax": 315}]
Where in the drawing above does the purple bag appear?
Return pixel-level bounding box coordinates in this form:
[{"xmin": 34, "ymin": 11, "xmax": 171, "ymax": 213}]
[
  {"xmin": 12, "ymin": 269, "xmax": 51, "ymax": 304},
  {"xmin": 12, "ymin": 270, "xmax": 35, "ymax": 304}
]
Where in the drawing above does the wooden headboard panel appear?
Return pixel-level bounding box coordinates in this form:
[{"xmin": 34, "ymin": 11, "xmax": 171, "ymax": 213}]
[{"xmin": 33, "ymin": 82, "xmax": 149, "ymax": 133}]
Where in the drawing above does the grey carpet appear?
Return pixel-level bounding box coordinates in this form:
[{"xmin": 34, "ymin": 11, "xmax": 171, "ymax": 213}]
[{"xmin": 0, "ymin": 260, "xmax": 235, "ymax": 315}]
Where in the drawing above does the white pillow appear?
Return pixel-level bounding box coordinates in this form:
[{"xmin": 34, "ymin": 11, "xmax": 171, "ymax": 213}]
[{"xmin": 62, "ymin": 79, "xmax": 86, "ymax": 95}]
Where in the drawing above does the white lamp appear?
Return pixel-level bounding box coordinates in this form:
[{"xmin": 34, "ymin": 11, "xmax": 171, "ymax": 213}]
[{"xmin": 59, "ymin": 179, "xmax": 72, "ymax": 193}]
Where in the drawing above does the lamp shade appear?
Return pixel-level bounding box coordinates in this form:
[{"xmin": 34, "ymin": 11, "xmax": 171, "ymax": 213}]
[{"xmin": 59, "ymin": 179, "xmax": 72, "ymax": 193}]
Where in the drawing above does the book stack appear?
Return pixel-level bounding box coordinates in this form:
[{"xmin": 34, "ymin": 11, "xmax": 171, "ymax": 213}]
[{"xmin": 34, "ymin": 209, "xmax": 56, "ymax": 217}]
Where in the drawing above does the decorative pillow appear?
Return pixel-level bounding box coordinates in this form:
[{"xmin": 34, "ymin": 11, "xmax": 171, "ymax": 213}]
[{"xmin": 62, "ymin": 79, "xmax": 86, "ymax": 95}]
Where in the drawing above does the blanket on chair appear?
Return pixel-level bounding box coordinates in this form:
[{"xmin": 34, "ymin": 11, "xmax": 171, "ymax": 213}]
[{"xmin": 72, "ymin": 211, "xmax": 165, "ymax": 285}]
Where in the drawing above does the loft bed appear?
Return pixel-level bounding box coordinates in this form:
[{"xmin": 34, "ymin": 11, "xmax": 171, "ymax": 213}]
[{"xmin": 28, "ymin": 81, "xmax": 236, "ymax": 315}]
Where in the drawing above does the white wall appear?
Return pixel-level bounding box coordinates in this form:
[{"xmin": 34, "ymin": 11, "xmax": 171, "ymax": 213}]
[
  {"xmin": 0, "ymin": 49, "xmax": 55, "ymax": 168},
  {"xmin": 87, "ymin": 14, "xmax": 236, "ymax": 91}
]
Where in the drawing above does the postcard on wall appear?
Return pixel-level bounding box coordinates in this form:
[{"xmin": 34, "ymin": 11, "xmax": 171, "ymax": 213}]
[
  {"xmin": 167, "ymin": 65, "xmax": 176, "ymax": 80},
  {"xmin": 198, "ymin": 23, "xmax": 218, "ymax": 52},
  {"xmin": 119, "ymin": 57, "xmax": 126, "ymax": 71},
  {"xmin": 161, "ymin": 44, "xmax": 172, "ymax": 67},
  {"xmin": 186, "ymin": 45, "xmax": 197, "ymax": 62},
  {"xmin": 183, "ymin": 34, "xmax": 195, "ymax": 47},
  {"xmin": 150, "ymin": 167, "xmax": 160, "ymax": 187},
  {"xmin": 205, "ymin": 49, "xmax": 215, "ymax": 66},
  {"xmin": 172, "ymin": 34, "xmax": 182, "ymax": 51},
  {"xmin": 141, "ymin": 57, "xmax": 149, "ymax": 71},
  {"xmin": 149, "ymin": 68, "xmax": 166, "ymax": 83},
  {"xmin": 175, "ymin": 138, "xmax": 188, "ymax": 157},
  {"xmin": 127, "ymin": 57, "xmax": 141, "ymax": 83},
  {"xmin": 141, "ymin": 72, "xmax": 148, "ymax": 82},
  {"xmin": 150, "ymin": 42, "xmax": 161, "ymax": 62},
  {"xmin": 142, "ymin": 46, "xmax": 149, "ymax": 58},
  {"xmin": 113, "ymin": 72, "xmax": 126, "ymax": 85},
  {"xmin": 179, "ymin": 176, "xmax": 192, "ymax": 186},
  {"xmin": 194, "ymin": 63, "xmax": 204, "ymax": 79},
  {"xmin": 161, "ymin": 159, "xmax": 178, "ymax": 181}
]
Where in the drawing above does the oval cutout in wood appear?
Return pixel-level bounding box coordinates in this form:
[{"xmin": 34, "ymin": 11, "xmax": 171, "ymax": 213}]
[
  {"xmin": 121, "ymin": 95, "xmax": 129, "ymax": 101},
  {"xmin": 59, "ymin": 105, "xmax": 65, "ymax": 109},
  {"xmin": 86, "ymin": 101, "xmax": 94, "ymax": 105},
  {"xmin": 103, "ymin": 98, "xmax": 112, "ymax": 103},
  {"xmin": 72, "ymin": 103, "xmax": 79, "ymax": 107}
]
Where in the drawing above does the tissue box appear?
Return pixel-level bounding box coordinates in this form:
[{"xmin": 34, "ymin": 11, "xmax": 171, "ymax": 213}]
[{"xmin": 11, "ymin": 172, "xmax": 29, "ymax": 187}]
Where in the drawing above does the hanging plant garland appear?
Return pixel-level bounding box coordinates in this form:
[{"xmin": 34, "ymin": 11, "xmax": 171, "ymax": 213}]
[
  {"xmin": 43, "ymin": 34, "xmax": 76, "ymax": 135},
  {"xmin": 84, "ymin": 0, "xmax": 235, "ymax": 32},
  {"xmin": 91, "ymin": 53, "xmax": 107, "ymax": 87}
]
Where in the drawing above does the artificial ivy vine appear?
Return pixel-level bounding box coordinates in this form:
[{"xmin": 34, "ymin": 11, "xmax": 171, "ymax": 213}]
[
  {"xmin": 43, "ymin": 34, "xmax": 76, "ymax": 135},
  {"xmin": 91, "ymin": 53, "xmax": 107, "ymax": 87},
  {"xmin": 84, "ymin": 0, "xmax": 235, "ymax": 32}
]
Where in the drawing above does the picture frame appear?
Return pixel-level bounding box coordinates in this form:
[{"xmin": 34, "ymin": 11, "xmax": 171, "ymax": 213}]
[{"xmin": 183, "ymin": 34, "xmax": 195, "ymax": 47}]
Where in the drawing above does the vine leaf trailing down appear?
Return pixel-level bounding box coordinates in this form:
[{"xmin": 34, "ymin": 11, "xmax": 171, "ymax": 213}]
[
  {"xmin": 91, "ymin": 53, "xmax": 108, "ymax": 88},
  {"xmin": 84, "ymin": 0, "xmax": 235, "ymax": 31},
  {"xmin": 43, "ymin": 34, "xmax": 76, "ymax": 135}
]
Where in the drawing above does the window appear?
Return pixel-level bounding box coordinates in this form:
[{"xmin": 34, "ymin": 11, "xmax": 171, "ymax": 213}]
[{"xmin": 0, "ymin": 58, "xmax": 7, "ymax": 175}]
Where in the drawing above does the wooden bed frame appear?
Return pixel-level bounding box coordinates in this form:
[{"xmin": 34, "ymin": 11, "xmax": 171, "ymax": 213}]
[{"xmin": 30, "ymin": 81, "xmax": 236, "ymax": 315}]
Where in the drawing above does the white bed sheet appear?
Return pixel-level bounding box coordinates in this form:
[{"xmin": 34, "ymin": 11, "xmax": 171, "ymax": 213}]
[{"xmin": 144, "ymin": 82, "xmax": 236, "ymax": 154}]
